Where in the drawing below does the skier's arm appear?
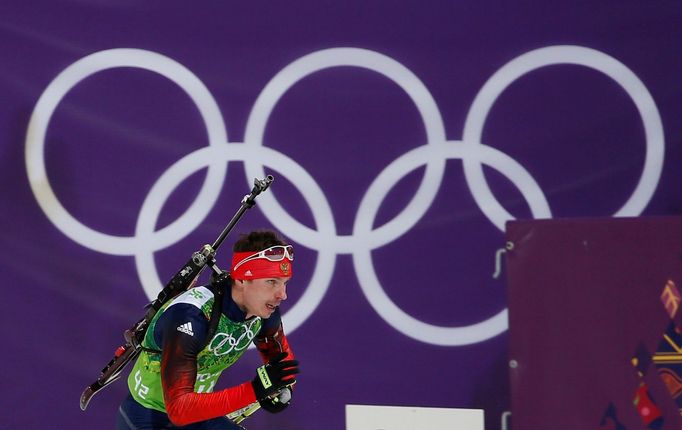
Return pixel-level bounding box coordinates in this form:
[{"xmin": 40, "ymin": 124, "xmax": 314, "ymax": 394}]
[
  {"xmin": 252, "ymin": 307, "xmax": 297, "ymax": 415},
  {"xmin": 253, "ymin": 307, "xmax": 295, "ymax": 363}
]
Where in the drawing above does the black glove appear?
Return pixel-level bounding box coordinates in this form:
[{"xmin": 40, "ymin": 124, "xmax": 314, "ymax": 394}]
[
  {"xmin": 251, "ymin": 352, "xmax": 299, "ymax": 401},
  {"xmin": 260, "ymin": 387, "xmax": 292, "ymax": 414}
]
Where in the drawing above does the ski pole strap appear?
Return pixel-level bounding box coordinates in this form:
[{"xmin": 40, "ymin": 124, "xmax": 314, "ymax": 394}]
[{"xmin": 257, "ymin": 366, "xmax": 273, "ymax": 389}]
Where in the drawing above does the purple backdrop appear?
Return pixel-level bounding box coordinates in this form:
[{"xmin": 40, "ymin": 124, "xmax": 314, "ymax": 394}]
[
  {"xmin": 2, "ymin": 1, "xmax": 682, "ymax": 429},
  {"xmin": 506, "ymin": 217, "xmax": 682, "ymax": 430}
]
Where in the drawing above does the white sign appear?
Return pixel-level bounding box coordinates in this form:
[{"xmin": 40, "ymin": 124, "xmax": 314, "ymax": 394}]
[{"xmin": 346, "ymin": 404, "xmax": 484, "ymax": 430}]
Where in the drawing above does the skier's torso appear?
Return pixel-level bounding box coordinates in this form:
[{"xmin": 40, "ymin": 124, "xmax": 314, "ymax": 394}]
[{"xmin": 127, "ymin": 286, "xmax": 263, "ymax": 412}]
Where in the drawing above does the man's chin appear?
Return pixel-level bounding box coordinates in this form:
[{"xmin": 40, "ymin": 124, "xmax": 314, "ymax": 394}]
[{"xmin": 259, "ymin": 306, "xmax": 276, "ymax": 318}]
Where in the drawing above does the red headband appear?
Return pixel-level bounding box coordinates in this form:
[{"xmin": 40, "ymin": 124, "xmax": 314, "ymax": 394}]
[{"xmin": 230, "ymin": 251, "xmax": 293, "ymax": 280}]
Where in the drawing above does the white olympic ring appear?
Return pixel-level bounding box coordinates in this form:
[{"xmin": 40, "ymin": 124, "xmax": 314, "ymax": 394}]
[
  {"xmin": 25, "ymin": 49, "xmax": 230, "ymax": 255},
  {"xmin": 462, "ymin": 45, "xmax": 664, "ymax": 228},
  {"xmin": 25, "ymin": 45, "xmax": 664, "ymax": 346}
]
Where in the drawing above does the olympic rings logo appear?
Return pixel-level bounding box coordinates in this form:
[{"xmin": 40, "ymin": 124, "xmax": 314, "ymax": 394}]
[{"xmin": 25, "ymin": 46, "xmax": 664, "ymax": 346}]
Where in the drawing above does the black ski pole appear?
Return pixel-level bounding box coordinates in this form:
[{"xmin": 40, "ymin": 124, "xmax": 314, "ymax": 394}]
[{"xmin": 80, "ymin": 175, "xmax": 274, "ymax": 411}]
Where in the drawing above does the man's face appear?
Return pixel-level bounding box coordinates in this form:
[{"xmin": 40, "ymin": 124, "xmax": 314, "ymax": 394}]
[{"xmin": 240, "ymin": 277, "xmax": 290, "ymax": 318}]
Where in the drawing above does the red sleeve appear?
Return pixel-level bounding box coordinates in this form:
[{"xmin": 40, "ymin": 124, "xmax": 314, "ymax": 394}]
[
  {"xmin": 160, "ymin": 325, "xmax": 257, "ymax": 426},
  {"xmin": 254, "ymin": 321, "xmax": 295, "ymax": 364}
]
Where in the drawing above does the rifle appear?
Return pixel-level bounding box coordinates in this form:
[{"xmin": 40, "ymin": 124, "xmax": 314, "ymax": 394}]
[{"xmin": 79, "ymin": 175, "xmax": 274, "ymax": 411}]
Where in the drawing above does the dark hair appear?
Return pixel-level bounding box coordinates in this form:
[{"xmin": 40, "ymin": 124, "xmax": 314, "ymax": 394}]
[{"xmin": 233, "ymin": 229, "xmax": 287, "ymax": 252}]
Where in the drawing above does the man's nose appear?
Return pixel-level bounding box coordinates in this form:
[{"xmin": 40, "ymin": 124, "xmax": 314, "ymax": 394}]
[{"xmin": 276, "ymin": 283, "xmax": 287, "ymax": 301}]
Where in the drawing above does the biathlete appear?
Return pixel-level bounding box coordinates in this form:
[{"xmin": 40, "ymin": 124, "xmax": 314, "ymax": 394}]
[{"xmin": 116, "ymin": 230, "xmax": 300, "ymax": 429}]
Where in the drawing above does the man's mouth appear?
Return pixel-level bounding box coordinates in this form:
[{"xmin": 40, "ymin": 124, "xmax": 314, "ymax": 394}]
[{"xmin": 266, "ymin": 303, "xmax": 277, "ymax": 311}]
